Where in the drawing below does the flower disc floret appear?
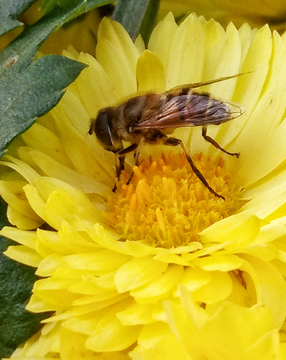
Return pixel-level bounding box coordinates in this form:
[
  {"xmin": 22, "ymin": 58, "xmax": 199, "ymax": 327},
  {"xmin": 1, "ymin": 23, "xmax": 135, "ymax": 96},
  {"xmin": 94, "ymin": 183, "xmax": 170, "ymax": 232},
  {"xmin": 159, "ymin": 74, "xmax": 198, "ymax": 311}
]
[{"xmin": 105, "ymin": 152, "xmax": 242, "ymax": 247}]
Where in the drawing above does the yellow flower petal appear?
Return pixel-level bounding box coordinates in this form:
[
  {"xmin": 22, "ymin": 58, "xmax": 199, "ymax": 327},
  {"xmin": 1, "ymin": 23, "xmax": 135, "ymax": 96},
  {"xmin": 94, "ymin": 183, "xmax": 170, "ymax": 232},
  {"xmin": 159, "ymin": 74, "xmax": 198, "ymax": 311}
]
[
  {"xmin": 76, "ymin": 52, "xmax": 119, "ymax": 113},
  {"xmin": 160, "ymin": 0, "xmax": 286, "ymax": 32},
  {"xmin": 62, "ymin": 251, "xmax": 130, "ymax": 273},
  {"xmin": 0, "ymin": 155, "xmax": 39, "ymax": 183},
  {"xmin": 36, "ymin": 254, "xmax": 63, "ymax": 277},
  {"xmin": 0, "ymin": 227, "xmax": 37, "ymax": 256},
  {"xmin": 148, "ymin": 12, "xmax": 178, "ymax": 73},
  {"xmin": 192, "ymin": 254, "xmax": 243, "ymax": 271},
  {"xmin": 236, "ymin": 118, "xmax": 286, "ymax": 190},
  {"xmin": 162, "ymin": 290, "xmax": 279, "ymax": 360},
  {"xmin": 192, "ymin": 271, "xmax": 233, "ymax": 303},
  {"xmin": 130, "ymin": 322, "xmax": 189, "ymax": 360},
  {"xmin": 86, "ymin": 223, "xmax": 128, "ymax": 255},
  {"xmin": 4, "ymin": 245, "xmax": 42, "ymax": 268},
  {"xmin": 96, "ymin": 18, "xmax": 140, "ymax": 97},
  {"xmin": 33, "ymin": 278, "xmax": 79, "ymax": 308},
  {"xmin": 136, "ymin": 50, "xmax": 166, "ymax": 93},
  {"xmin": 135, "ymin": 34, "xmax": 146, "ymax": 54},
  {"xmin": 200, "ymin": 212, "xmax": 261, "ymax": 247},
  {"xmin": 21, "ymin": 123, "xmax": 70, "ymax": 165},
  {"xmin": 241, "ymin": 256, "xmax": 286, "ymax": 328},
  {"xmin": 179, "ymin": 266, "xmax": 211, "ymax": 292},
  {"xmin": 166, "ymin": 14, "xmax": 204, "ymax": 87},
  {"xmin": 201, "ymin": 19, "xmax": 226, "ymax": 80},
  {"xmin": 130, "ymin": 264, "xmax": 184, "ymax": 300},
  {"xmin": 117, "ymin": 300, "xmax": 153, "ymax": 325},
  {"xmin": 240, "ymin": 181, "xmax": 286, "ymax": 220},
  {"xmin": 86, "ymin": 301, "xmax": 141, "ymax": 352},
  {"xmin": 207, "ymin": 22, "xmax": 242, "ymax": 95},
  {"xmin": 115, "ymin": 257, "xmax": 168, "ymax": 293},
  {"xmin": 0, "ymin": 180, "xmax": 43, "ymax": 229},
  {"xmin": 24, "ymin": 151, "xmax": 110, "ymax": 194},
  {"xmin": 60, "ymin": 327, "xmax": 131, "ymax": 360}
]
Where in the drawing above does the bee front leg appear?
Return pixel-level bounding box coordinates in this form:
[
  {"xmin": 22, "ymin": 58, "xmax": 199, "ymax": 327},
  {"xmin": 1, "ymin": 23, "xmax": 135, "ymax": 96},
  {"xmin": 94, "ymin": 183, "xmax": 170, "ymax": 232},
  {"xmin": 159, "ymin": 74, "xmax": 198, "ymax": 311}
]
[
  {"xmin": 113, "ymin": 143, "xmax": 139, "ymax": 191},
  {"xmin": 202, "ymin": 126, "xmax": 239, "ymax": 158},
  {"xmin": 127, "ymin": 137, "xmax": 145, "ymax": 185},
  {"xmin": 112, "ymin": 154, "xmax": 125, "ymax": 192},
  {"xmin": 115, "ymin": 154, "xmax": 126, "ymax": 177},
  {"xmin": 163, "ymin": 137, "xmax": 224, "ymax": 200}
]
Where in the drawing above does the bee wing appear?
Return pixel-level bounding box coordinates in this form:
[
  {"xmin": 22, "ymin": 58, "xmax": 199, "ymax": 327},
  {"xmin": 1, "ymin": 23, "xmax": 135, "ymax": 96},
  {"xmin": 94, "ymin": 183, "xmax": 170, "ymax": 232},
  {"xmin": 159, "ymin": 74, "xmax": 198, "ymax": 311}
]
[{"xmin": 135, "ymin": 94, "xmax": 244, "ymax": 130}]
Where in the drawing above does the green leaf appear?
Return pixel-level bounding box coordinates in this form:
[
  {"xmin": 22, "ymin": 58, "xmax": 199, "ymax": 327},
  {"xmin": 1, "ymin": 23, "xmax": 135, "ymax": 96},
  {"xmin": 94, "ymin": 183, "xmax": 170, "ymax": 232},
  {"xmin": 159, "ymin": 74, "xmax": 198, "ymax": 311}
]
[
  {"xmin": 0, "ymin": 197, "xmax": 49, "ymax": 359},
  {"xmin": 41, "ymin": 0, "xmax": 115, "ymax": 15},
  {"xmin": 0, "ymin": 55, "xmax": 87, "ymax": 158},
  {"xmin": 112, "ymin": 0, "xmax": 160, "ymax": 43},
  {"xmin": 0, "ymin": 0, "xmax": 114, "ymax": 159},
  {"xmin": 41, "ymin": 0, "xmax": 81, "ymax": 14},
  {"xmin": 0, "ymin": 0, "xmax": 38, "ymax": 36},
  {"xmin": 138, "ymin": 0, "xmax": 161, "ymax": 44}
]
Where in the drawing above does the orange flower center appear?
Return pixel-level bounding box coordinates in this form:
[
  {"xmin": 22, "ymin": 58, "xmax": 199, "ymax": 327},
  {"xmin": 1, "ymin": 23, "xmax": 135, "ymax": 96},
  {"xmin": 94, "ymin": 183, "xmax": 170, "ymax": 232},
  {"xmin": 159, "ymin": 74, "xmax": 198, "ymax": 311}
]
[{"xmin": 104, "ymin": 152, "xmax": 242, "ymax": 248}]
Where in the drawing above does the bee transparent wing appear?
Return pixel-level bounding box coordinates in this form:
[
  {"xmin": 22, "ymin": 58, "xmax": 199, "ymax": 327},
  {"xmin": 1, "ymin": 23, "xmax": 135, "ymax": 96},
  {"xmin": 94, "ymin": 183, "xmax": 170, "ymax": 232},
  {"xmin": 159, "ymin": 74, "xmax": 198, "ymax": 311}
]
[{"xmin": 135, "ymin": 93, "xmax": 244, "ymax": 130}]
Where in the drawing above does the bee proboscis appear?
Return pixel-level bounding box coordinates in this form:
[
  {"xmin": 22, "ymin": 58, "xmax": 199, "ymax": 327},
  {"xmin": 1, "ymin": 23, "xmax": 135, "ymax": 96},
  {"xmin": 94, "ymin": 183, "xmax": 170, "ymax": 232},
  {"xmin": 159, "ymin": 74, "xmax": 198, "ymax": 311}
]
[{"xmin": 89, "ymin": 74, "xmax": 245, "ymax": 199}]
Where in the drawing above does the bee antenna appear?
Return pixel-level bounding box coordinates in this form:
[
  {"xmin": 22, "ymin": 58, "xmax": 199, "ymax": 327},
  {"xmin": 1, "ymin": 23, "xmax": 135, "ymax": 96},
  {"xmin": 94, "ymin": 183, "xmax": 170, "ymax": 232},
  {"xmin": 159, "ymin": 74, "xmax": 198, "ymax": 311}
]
[{"xmin": 188, "ymin": 71, "xmax": 253, "ymax": 90}]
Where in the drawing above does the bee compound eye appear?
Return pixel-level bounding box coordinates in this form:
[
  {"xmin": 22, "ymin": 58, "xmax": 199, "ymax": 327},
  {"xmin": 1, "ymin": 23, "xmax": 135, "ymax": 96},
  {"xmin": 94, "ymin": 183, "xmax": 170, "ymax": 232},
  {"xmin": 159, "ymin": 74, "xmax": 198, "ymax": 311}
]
[{"xmin": 94, "ymin": 110, "xmax": 114, "ymax": 148}]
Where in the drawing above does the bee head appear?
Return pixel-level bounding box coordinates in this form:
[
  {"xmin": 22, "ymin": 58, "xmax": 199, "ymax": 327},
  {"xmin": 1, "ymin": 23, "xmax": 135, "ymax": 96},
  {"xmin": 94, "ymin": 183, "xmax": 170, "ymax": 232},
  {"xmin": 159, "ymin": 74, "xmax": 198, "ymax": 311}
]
[{"xmin": 89, "ymin": 108, "xmax": 119, "ymax": 152}]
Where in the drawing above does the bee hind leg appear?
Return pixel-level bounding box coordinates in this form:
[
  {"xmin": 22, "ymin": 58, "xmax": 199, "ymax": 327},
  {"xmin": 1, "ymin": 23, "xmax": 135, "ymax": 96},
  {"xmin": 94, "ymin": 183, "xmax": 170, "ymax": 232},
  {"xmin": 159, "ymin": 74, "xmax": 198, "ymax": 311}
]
[
  {"xmin": 202, "ymin": 126, "xmax": 239, "ymax": 158},
  {"xmin": 163, "ymin": 137, "xmax": 224, "ymax": 200}
]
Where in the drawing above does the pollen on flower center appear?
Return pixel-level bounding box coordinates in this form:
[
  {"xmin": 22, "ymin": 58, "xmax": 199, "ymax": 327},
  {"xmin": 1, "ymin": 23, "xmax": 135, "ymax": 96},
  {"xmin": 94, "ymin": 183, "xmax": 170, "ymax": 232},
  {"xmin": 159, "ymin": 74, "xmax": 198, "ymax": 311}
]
[{"xmin": 104, "ymin": 152, "xmax": 242, "ymax": 248}]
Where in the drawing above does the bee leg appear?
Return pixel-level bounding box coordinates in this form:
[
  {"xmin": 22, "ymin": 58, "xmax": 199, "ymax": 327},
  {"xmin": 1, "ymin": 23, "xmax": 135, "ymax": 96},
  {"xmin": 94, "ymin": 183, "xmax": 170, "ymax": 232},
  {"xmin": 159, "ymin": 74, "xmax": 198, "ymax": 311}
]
[
  {"xmin": 113, "ymin": 143, "xmax": 138, "ymax": 191},
  {"xmin": 202, "ymin": 126, "xmax": 239, "ymax": 158},
  {"xmin": 126, "ymin": 137, "xmax": 145, "ymax": 185},
  {"xmin": 112, "ymin": 152, "xmax": 125, "ymax": 192},
  {"xmin": 163, "ymin": 137, "xmax": 225, "ymax": 200}
]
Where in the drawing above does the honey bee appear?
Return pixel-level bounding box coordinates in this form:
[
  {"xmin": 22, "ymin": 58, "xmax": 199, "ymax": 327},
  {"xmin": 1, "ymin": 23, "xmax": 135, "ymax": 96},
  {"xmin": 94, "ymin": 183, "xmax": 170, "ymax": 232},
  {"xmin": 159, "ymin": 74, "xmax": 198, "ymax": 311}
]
[{"xmin": 89, "ymin": 74, "xmax": 245, "ymax": 199}]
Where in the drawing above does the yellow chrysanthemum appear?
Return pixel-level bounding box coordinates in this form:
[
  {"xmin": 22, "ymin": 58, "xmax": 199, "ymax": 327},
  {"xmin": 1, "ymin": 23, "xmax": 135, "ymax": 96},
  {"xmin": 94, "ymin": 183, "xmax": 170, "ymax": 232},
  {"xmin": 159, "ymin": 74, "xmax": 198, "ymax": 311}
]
[
  {"xmin": 160, "ymin": 0, "xmax": 286, "ymax": 32},
  {"xmin": 2, "ymin": 14, "xmax": 286, "ymax": 358}
]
